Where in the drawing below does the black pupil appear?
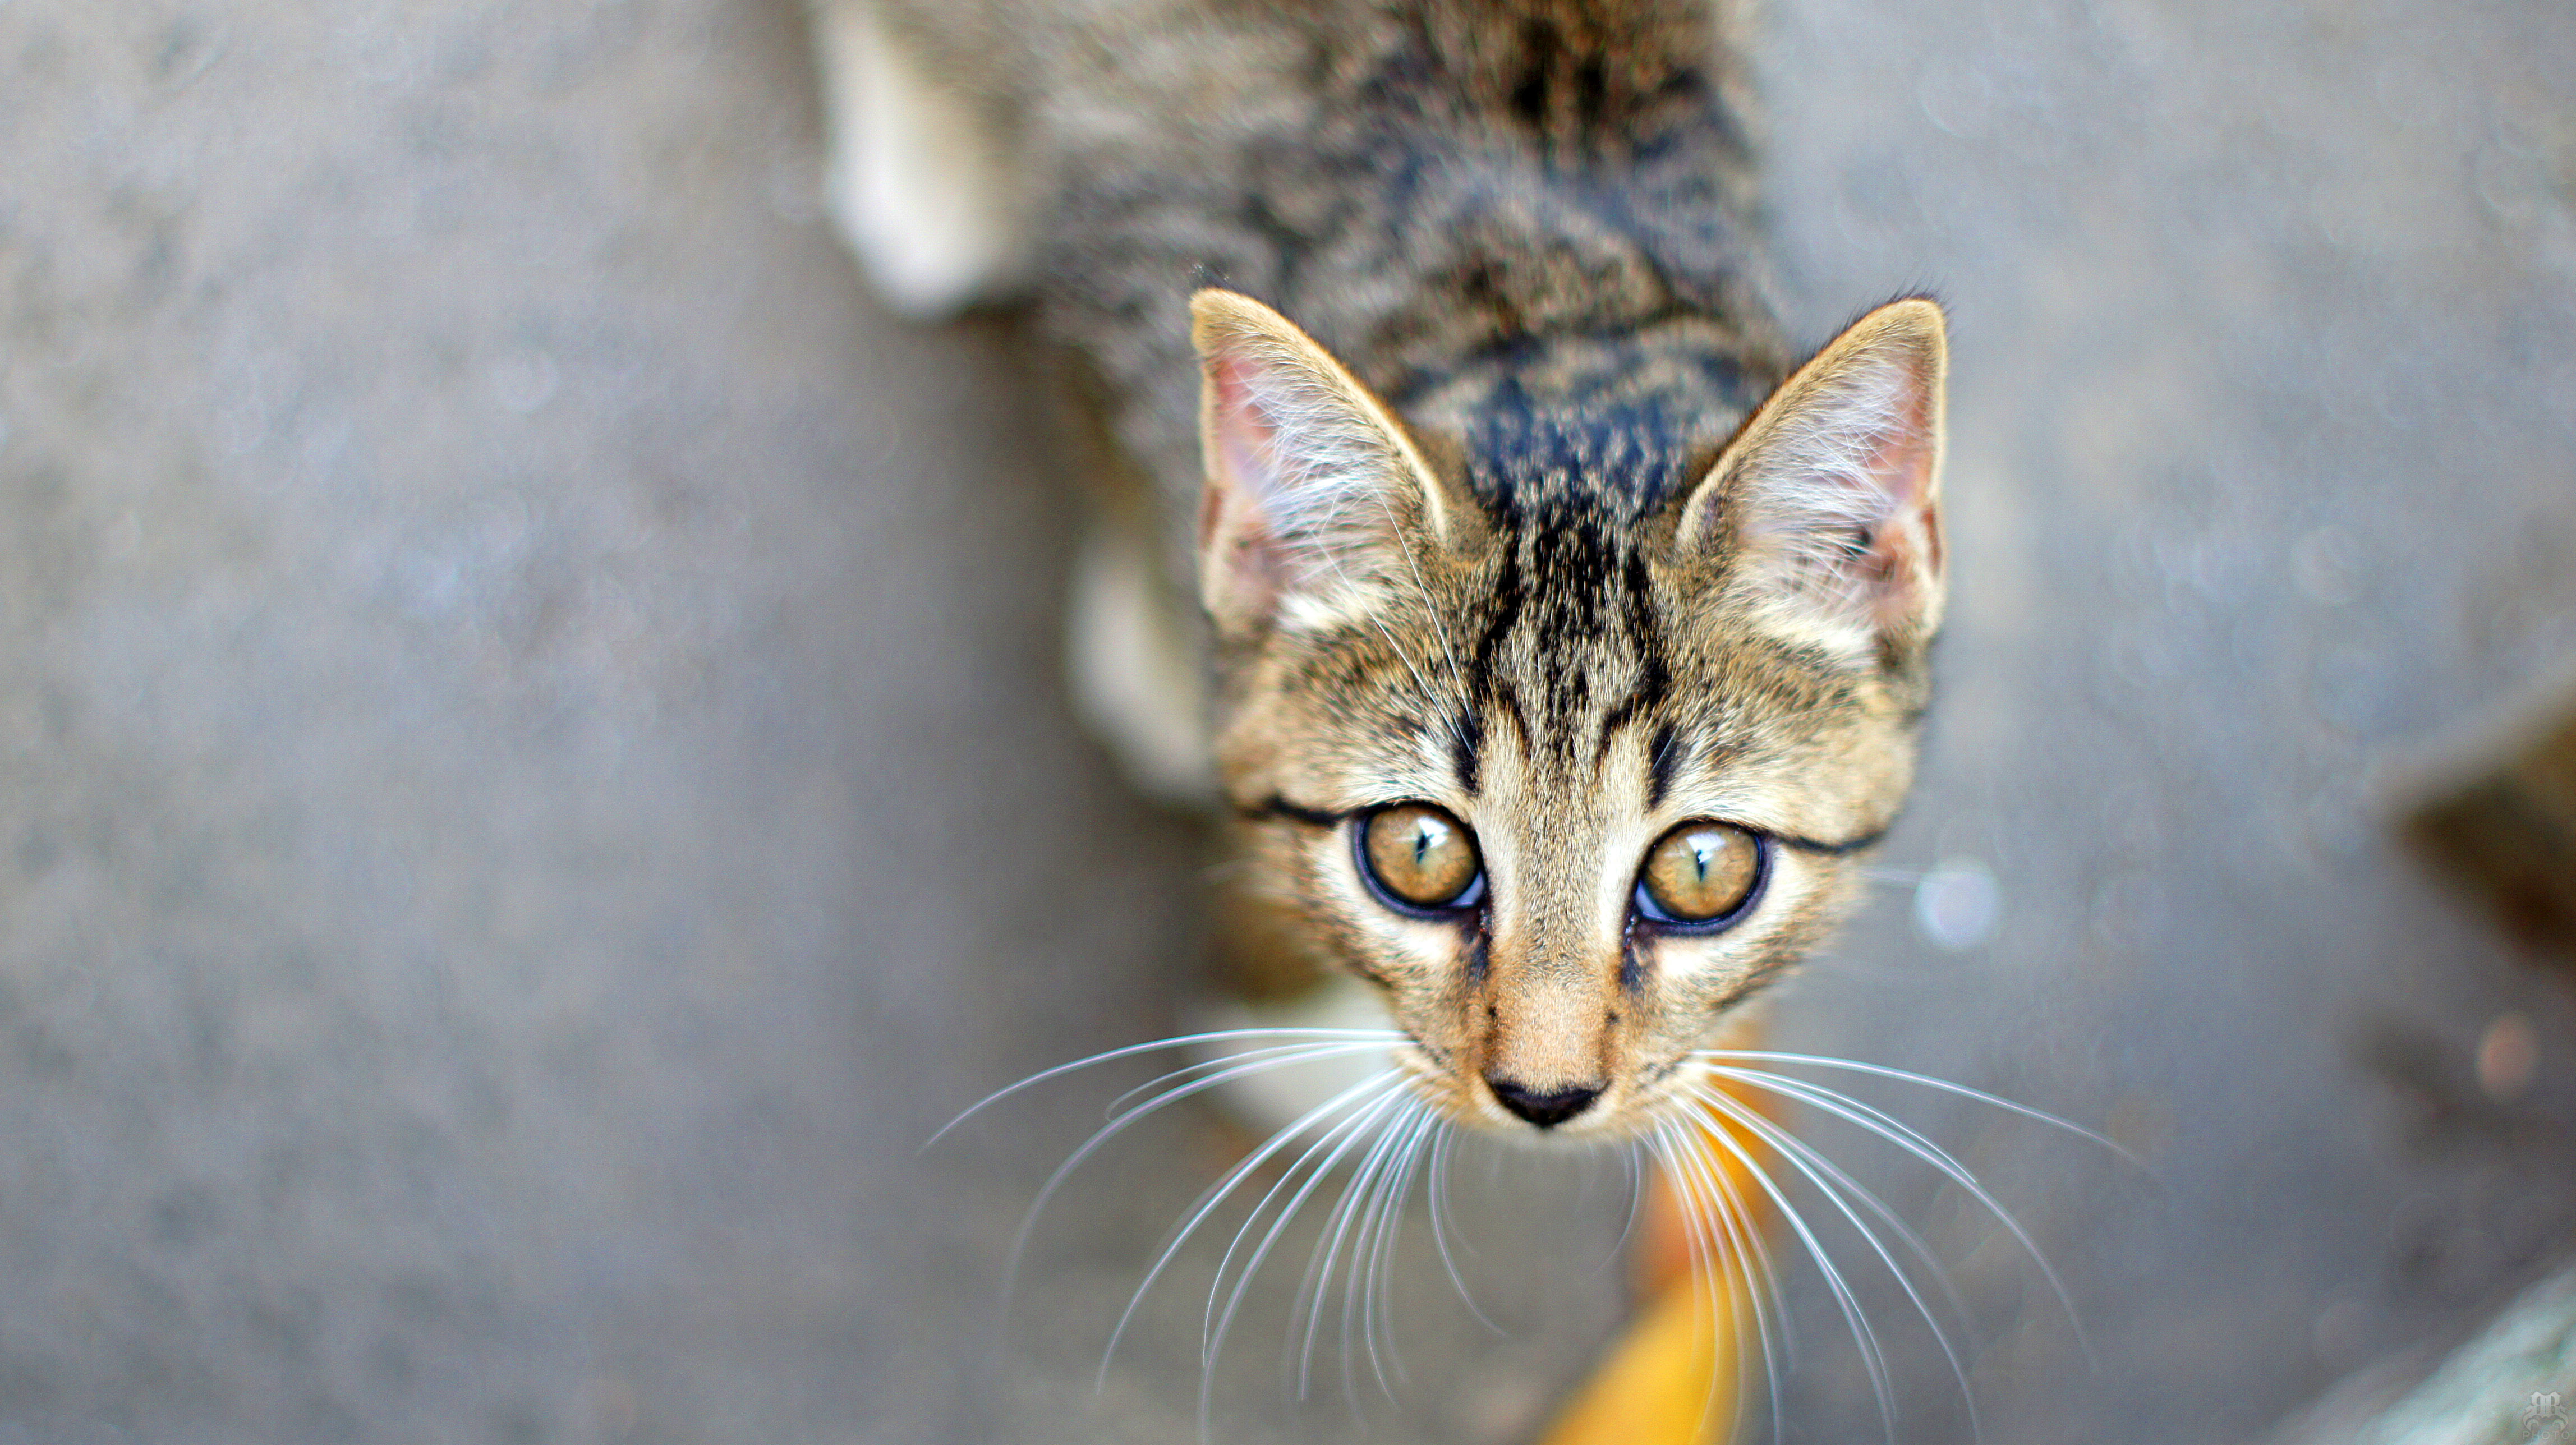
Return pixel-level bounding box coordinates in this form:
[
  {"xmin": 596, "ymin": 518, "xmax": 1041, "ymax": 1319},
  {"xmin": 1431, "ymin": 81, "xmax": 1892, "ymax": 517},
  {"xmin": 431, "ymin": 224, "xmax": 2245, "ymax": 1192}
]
[{"xmin": 1682, "ymin": 839, "xmax": 1712, "ymax": 880}]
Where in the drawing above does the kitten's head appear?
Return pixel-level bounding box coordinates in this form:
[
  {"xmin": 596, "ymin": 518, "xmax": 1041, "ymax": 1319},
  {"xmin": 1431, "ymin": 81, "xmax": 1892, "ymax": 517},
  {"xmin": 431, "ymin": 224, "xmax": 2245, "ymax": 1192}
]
[{"xmin": 1190, "ymin": 289, "xmax": 1946, "ymax": 1139}]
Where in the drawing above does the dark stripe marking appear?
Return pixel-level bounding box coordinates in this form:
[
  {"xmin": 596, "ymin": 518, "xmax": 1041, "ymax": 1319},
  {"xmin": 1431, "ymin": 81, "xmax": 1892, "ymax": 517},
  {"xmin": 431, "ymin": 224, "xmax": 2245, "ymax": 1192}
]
[
  {"xmin": 1232, "ymin": 796, "xmax": 1346, "ymax": 829},
  {"xmin": 1450, "ymin": 708, "xmax": 1484, "ymax": 795},
  {"xmin": 1645, "ymin": 721, "xmax": 1680, "ymax": 809},
  {"xmin": 1773, "ymin": 825, "xmax": 1893, "ymax": 857}
]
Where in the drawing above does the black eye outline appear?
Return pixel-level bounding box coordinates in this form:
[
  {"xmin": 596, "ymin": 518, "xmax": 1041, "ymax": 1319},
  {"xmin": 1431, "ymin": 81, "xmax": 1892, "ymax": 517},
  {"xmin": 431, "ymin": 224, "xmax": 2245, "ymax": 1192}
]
[
  {"xmin": 1350, "ymin": 802, "xmax": 1488, "ymax": 921},
  {"xmin": 1631, "ymin": 822, "xmax": 1771, "ymax": 935}
]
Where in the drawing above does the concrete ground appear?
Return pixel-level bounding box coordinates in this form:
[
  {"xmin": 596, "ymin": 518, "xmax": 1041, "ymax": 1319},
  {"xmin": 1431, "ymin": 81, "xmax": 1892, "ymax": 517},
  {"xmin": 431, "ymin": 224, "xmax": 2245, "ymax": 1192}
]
[{"xmin": 2, "ymin": 1, "xmax": 2573, "ymax": 1443}]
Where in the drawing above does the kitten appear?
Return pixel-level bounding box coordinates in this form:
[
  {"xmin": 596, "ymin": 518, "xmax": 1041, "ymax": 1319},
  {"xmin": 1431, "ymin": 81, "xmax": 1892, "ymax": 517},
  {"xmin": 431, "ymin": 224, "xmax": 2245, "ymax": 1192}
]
[{"xmin": 814, "ymin": 0, "xmax": 1945, "ymax": 1142}]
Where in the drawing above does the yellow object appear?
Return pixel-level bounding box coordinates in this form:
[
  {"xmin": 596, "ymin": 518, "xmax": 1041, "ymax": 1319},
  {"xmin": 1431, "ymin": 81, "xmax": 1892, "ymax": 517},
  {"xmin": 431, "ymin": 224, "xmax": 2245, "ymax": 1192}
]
[
  {"xmin": 1536, "ymin": 1082, "xmax": 1774, "ymax": 1445},
  {"xmin": 1534, "ymin": 1262, "xmax": 1744, "ymax": 1445}
]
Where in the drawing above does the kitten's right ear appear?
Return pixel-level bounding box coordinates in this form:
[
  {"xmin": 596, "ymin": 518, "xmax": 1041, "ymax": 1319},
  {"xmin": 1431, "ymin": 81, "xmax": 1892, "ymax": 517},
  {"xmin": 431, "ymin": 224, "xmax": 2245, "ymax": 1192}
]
[
  {"xmin": 1190, "ymin": 289, "xmax": 1453, "ymax": 637},
  {"xmin": 1678, "ymin": 297, "xmax": 1948, "ymax": 659}
]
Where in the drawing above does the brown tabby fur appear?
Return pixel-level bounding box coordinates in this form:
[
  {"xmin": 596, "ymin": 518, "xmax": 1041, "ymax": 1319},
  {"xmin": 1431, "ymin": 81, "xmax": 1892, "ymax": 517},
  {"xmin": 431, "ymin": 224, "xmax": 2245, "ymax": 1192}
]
[{"xmin": 834, "ymin": 0, "xmax": 1948, "ymax": 1138}]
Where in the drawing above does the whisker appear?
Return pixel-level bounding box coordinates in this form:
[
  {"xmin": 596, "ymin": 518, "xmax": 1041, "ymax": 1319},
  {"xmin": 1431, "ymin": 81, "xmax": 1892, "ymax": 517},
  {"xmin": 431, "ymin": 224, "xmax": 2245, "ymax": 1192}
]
[
  {"xmin": 1100, "ymin": 1070, "xmax": 1404, "ymax": 1387},
  {"xmin": 1333, "ymin": 1112, "xmax": 1406, "ymax": 1412},
  {"xmin": 1645, "ymin": 1125, "xmax": 1729, "ymax": 1443},
  {"xmin": 1594, "ymin": 1142, "xmax": 1648, "ymax": 1279},
  {"xmin": 1203, "ymin": 1093, "xmax": 1415, "ymax": 1439},
  {"xmin": 1369, "ymin": 1112, "xmax": 1437, "ymax": 1393},
  {"xmin": 1001, "ymin": 1040, "xmax": 1401, "ymax": 1306},
  {"xmin": 926, "ymin": 1026, "xmax": 1404, "ymax": 1150},
  {"xmin": 1695, "ymin": 1049, "xmax": 2143, "ymax": 1168},
  {"xmin": 1691, "ymin": 1086, "xmax": 1984, "ymax": 1443},
  {"xmin": 1698, "ymin": 1085, "xmax": 1979, "ymax": 1361},
  {"xmin": 1202, "ymin": 1086, "xmax": 1410, "ymax": 1381},
  {"xmin": 1663, "ymin": 1111, "xmax": 1794, "ymax": 1368},
  {"xmin": 1427, "ymin": 1129, "xmax": 1502, "ymax": 1334},
  {"xmin": 1690, "ymin": 1102, "xmax": 1900, "ymax": 1445},
  {"xmin": 1286, "ymin": 1097, "xmax": 1419, "ymax": 1400},
  {"xmin": 1102, "ymin": 1040, "xmax": 1395, "ymax": 1122},
  {"xmin": 1349, "ymin": 1105, "xmax": 1432, "ymax": 1405},
  {"xmin": 1704, "ymin": 1062, "xmax": 2095, "ymax": 1364},
  {"xmin": 1294, "ymin": 1115, "xmax": 1386, "ymax": 1402},
  {"xmin": 1655, "ymin": 1118, "xmax": 1777, "ymax": 1444}
]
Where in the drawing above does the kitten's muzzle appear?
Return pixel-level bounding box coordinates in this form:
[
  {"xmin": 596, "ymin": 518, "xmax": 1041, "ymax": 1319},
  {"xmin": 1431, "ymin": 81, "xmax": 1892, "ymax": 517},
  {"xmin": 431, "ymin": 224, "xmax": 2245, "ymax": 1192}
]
[{"xmin": 1484, "ymin": 1076, "xmax": 1604, "ymax": 1129}]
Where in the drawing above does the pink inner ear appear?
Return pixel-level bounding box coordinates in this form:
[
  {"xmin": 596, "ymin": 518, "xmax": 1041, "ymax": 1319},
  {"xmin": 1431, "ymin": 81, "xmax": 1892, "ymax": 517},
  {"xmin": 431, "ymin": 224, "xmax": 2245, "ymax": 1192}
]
[
  {"xmin": 1200, "ymin": 351, "xmax": 1292, "ymax": 623},
  {"xmin": 1207, "ymin": 354, "xmax": 1280, "ymax": 509},
  {"xmin": 1870, "ymin": 374, "xmax": 1935, "ymax": 504},
  {"xmin": 1852, "ymin": 399, "xmax": 1941, "ymax": 619}
]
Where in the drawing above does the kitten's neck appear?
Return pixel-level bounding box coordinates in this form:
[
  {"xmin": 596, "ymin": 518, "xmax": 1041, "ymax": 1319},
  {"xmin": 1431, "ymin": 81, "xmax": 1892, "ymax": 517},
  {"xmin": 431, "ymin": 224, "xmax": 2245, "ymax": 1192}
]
[{"xmin": 1268, "ymin": 8, "xmax": 1792, "ymax": 448}]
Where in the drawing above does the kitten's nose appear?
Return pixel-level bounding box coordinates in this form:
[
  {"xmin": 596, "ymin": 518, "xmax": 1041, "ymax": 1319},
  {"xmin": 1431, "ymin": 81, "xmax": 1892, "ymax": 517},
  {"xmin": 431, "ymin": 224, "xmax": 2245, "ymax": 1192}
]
[{"xmin": 1485, "ymin": 1076, "xmax": 1603, "ymax": 1129}]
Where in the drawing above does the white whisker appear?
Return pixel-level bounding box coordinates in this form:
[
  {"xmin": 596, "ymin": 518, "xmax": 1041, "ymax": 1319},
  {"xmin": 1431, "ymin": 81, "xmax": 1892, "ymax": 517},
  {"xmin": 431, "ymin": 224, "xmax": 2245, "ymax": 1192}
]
[
  {"xmin": 1695, "ymin": 1049, "xmax": 2142, "ymax": 1167},
  {"xmin": 1351, "ymin": 1105, "xmax": 1433, "ymax": 1403},
  {"xmin": 926, "ymin": 1026, "xmax": 1404, "ymax": 1149},
  {"xmin": 1001, "ymin": 1039, "xmax": 1402, "ymax": 1306},
  {"xmin": 1700, "ymin": 1086, "xmax": 1978, "ymax": 1357},
  {"xmin": 1332, "ymin": 1113, "xmax": 1407, "ymax": 1411},
  {"xmin": 1692, "ymin": 1087, "xmax": 1983, "ymax": 1443},
  {"xmin": 1198, "ymin": 1089, "xmax": 1414, "ymax": 1437},
  {"xmin": 1202, "ymin": 1085, "xmax": 1409, "ymax": 1376},
  {"xmin": 1426, "ymin": 1127, "xmax": 1502, "ymax": 1334},
  {"xmin": 1693, "ymin": 1103, "xmax": 1899, "ymax": 1445},
  {"xmin": 1645, "ymin": 1125, "xmax": 1725, "ymax": 1441},
  {"xmin": 1704, "ymin": 1062, "xmax": 2095, "ymax": 1364},
  {"xmin": 1285, "ymin": 1097, "xmax": 1419, "ymax": 1400},
  {"xmin": 1664, "ymin": 1111, "xmax": 1795, "ymax": 1366},
  {"xmin": 1101, "ymin": 1070, "xmax": 1405, "ymax": 1387},
  {"xmin": 1655, "ymin": 1118, "xmax": 1777, "ymax": 1444},
  {"xmin": 1102, "ymin": 1040, "xmax": 1396, "ymax": 1122},
  {"xmin": 1595, "ymin": 1142, "xmax": 1648, "ymax": 1278}
]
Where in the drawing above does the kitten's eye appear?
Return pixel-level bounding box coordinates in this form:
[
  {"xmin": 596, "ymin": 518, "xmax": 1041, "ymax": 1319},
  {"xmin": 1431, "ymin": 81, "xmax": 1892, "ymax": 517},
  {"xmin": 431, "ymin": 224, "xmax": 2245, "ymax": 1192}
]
[
  {"xmin": 1635, "ymin": 822, "xmax": 1765, "ymax": 927},
  {"xmin": 1357, "ymin": 803, "xmax": 1484, "ymax": 914}
]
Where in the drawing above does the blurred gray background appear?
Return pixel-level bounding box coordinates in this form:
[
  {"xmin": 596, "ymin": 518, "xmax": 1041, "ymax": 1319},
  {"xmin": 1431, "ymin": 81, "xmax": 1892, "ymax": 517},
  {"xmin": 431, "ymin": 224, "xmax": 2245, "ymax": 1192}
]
[{"xmin": 3, "ymin": 1, "xmax": 2574, "ymax": 1442}]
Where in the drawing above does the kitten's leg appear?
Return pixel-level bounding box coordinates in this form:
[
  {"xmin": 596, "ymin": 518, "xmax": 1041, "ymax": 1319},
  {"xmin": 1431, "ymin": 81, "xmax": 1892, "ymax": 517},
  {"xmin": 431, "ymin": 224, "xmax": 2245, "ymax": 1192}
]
[
  {"xmin": 810, "ymin": 1, "xmax": 1027, "ymax": 318},
  {"xmin": 1065, "ymin": 517, "xmax": 1217, "ymax": 807},
  {"xmin": 1183, "ymin": 973, "xmax": 1400, "ymax": 1148},
  {"xmin": 1073, "ymin": 521, "xmax": 1396, "ymax": 1143}
]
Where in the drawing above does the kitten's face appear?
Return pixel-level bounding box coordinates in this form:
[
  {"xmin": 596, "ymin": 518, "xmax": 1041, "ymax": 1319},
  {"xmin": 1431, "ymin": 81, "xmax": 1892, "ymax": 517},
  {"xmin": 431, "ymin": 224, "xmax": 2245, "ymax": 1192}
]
[{"xmin": 1192, "ymin": 291, "xmax": 1945, "ymax": 1139}]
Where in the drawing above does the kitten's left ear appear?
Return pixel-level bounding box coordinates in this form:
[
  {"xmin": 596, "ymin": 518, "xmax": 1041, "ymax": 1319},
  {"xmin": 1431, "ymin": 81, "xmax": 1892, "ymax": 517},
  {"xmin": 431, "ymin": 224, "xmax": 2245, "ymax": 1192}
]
[
  {"xmin": 1189, "ymin": 289, "xmax": 1457, "ymax": 638},
  {"xmin": 1679, "ymin": 297, "xmax": 1948, "ymax": 657}
]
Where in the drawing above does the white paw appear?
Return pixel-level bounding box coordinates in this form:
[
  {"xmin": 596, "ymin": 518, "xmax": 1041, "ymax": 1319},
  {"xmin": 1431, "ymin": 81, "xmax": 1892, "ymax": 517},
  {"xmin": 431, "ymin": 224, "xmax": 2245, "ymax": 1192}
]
[
  {"xmin": 812, "ymin": 2, "xmax": 1025, "ymax": 318},
  {"xmin": 1183, "ymin": 974, "xmax": 1402, "ymax": 1148},
  {"xmin": 1066, "ymin": 520, "xmax": 1216, "ymax": 806}
]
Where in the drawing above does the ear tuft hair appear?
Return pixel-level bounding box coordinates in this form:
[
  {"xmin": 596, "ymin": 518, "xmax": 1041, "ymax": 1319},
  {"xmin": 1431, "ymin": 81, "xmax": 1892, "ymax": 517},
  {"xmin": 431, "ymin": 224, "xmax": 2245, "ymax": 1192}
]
[
  {"xmin": 1681, "ymin": 297, "xmax": 1948, "ymax": 656},
  {"xmin": 1190, "ymin": 289, "xmax": 1450, "ymax": 636}
]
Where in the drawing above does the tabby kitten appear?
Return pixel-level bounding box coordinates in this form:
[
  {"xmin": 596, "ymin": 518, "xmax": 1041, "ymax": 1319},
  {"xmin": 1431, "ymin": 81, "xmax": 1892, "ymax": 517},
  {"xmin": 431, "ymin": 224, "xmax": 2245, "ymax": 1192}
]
[{"xmin": 812, "ymin": 0, "xmax": 1944, "ymax": 1138}]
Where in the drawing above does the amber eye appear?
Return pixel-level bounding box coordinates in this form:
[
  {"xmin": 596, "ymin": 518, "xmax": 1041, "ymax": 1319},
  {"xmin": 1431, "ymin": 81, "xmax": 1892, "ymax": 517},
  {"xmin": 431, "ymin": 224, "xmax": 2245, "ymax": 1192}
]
[
  {"xmin": 1635, "ymin": 822, "xmax": 1765, "ymax": 927},
  {"xmin": 1356, "ymin": 803, "xmax": 1485, "ymax": 914}
]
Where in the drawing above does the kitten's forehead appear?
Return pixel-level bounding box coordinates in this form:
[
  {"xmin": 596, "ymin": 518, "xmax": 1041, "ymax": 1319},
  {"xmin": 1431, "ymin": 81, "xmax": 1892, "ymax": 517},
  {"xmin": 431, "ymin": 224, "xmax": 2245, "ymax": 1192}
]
[
  {"xmin": 1430, "ymin": 463, "xmax": 1883, "ymax": 836},
  {"xmin": 1442, "ymin": 401, "xmax": 1694, "ymax": 771},
  {"xmin": 1461, "ymin": 500, "xmax": 1663, "ymax": 781}
]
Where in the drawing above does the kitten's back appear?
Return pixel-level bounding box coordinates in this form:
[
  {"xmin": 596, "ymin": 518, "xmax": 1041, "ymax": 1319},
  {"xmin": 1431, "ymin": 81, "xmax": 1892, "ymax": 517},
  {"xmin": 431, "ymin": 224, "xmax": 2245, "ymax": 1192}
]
[{"xmin": 824, "ymin": 0, "xmax": 1787, "ymax": 522}]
